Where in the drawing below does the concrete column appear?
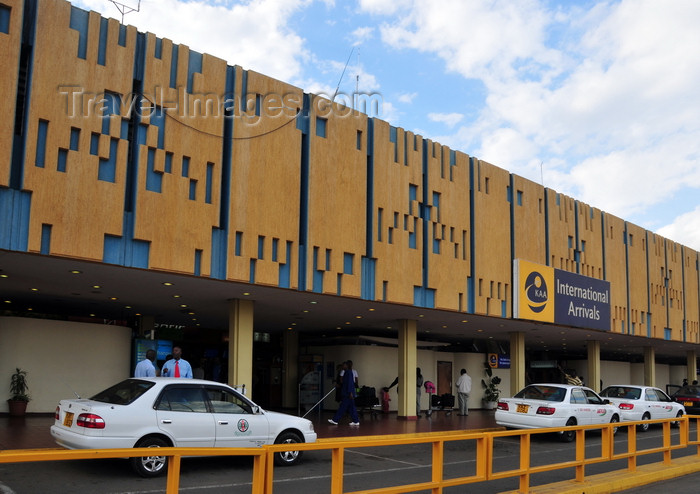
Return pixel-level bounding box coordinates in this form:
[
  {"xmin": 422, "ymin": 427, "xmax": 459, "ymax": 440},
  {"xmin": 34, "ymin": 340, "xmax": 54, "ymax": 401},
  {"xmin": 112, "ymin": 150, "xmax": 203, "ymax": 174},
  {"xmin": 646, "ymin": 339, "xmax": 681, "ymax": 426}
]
[
  {"xmin": 509, "ymin": 331, "xmax": 526, "ymax": 395},
  {"xmin": 228, "ymin": 299, "xmax": 254, "ymax": 399},
  {"xmin": 398, "ymin": 319, "xmax": 417, "ymax": 420},
  {"xmin": 687, "ymin": 350, "xmax": 697, "ymax": 383},
  {"xmin": 587, "ymin": 340, "xmax": 601, "ymax": 392},
  {"xmin": 644, "ymin": 346, "xmax": 655, "ymax": 387},
  {"xmin": 282, "ymin": 330, "xmax": 299, "ymax": 408}
]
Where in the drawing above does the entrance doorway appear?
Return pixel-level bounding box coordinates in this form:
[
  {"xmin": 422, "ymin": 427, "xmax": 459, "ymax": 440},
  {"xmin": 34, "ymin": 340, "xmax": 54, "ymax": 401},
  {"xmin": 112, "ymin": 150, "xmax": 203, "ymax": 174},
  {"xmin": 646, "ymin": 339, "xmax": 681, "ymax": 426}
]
[{"xmin": 437, "ymin": 361, "xmax": 453, "ymax": 396}]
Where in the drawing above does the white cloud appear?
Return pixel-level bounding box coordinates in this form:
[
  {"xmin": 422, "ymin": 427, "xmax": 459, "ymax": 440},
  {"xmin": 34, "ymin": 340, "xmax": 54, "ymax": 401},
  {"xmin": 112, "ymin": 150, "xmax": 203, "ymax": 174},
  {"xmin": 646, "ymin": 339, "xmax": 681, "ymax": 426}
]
[
  {"xmin": 350, "ymin": 26, "xmax": 374, "ymax": 45},
  {"xmin": 398, "ymin": 92, "xmax": 417, "ymax": 104},
  {"xmin": 658, "ymin": 206, "xmax": 700, "ymax": 252},
  {"xmin": 427, "ymin": 112, "xmax": 463, "ymax": 128},
  {"xmin": 74, "ymin": 0, "xmax": 311, "ymax": 82}
]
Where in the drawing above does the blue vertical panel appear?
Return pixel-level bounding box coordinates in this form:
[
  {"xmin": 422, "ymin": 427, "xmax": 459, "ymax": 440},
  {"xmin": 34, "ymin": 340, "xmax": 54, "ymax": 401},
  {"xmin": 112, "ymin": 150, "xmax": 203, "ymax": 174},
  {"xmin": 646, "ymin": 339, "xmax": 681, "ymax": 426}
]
[
  {"xmin": 70, "ymin": 128, "xmax": 80, "ymax": 150},
  {"xmin": 90, "ymin": 133, "xmax": 99, "ymax": 155},
  {"xmin": 235, "ymin": 231, "xmax": 242, "ymax": 256},
  {"xmin": 182, "ymin": 156, "xmax": 190, "ymax": 176},
  {"xmin": 118, "ymin": 24, "xmax": 127, "ymax": 47},
  {"xmin": 145, "ymin": 148, "xmax": 161, "ymax": 192},
  {"xmin": 57, "ymin": 149, "xmax": 67, "ymax": 172},
  {"xmin": 169, "ymin": 44, "xmax": 179, "ymax": 88},
  {"xmin": 98, "ymin": 138, "xmax": 118, "ymax": 183},
  {"xmin": 249, "ymin": 259, "xmax": 256, "ymax": 283},
  {"xmin": 151, "ymin": 106, "xmax": 165, "ymax": 149},
  {"xmin": 187, "ymin": 50, "xmax": 203, "ymax": 94},
  {"xmin": 97, "ymin": 17, "xmax": 108, "ymax": 66},
  {"xmin": 40, "ymin": 224, "xmax": 51, "ymax": 254},
  {"xmin": 155, "ymin": 38, "xmax": 162, "ymax": 59},
  {"xmin": 257, "ymin": 236, "xmax": 265, "ymax": 259},
  {"xmin": 164, "ymin": 152, "xmax": 172, "ymax": 173},
  {"xmin": 194, "ymin": 249, "xmax": 202, "ymax": 276},
  {"xmin": 205, "ymin": 162, "xmax": 213, "ymax": 203},
  {"xmin": 316, "ymin": 117, "xmax": 326, "ymax": 137},
  {"xmin": 278, "ymin": 241, "xmax": 292, "ymax": 288},
  {"xmin": 69, "ymin": 6, "xmax": 88, "ymax": 60},
  {"xmin": 0, "ymin": 190, "xmax": 31, "ymax": 250},
  {"xmin": 312, "ymin": 246, "xmax": 322, "ymax": 292},
  {"xmin": 101, "ymin": 92, "xmax": 119, "ymax": 135},
  {"xmin": 189, "ymin": 179, "xmax": 196, "ymax": 200},
  {"xmin": 389, "ymin": 126, "xmax": 397, "ymax": 162},
  {"xmin": 131, "ymin": 239, "xmax": 150, "ymax": 268},
  {"xmin": 361, "ymin": 257, "xmax": 376, "ymax": 300},
  {"xmin": 272, "ymin": 238, "xmax": 278, "ymax": 262},
  {"xmin": 35, "ymin": 120, "xmax": 48, "ymax": 167},
  {"xmin": 0, "ymin": 5, "xmax": 10, "ymax": 34},
  {"xmin": 103, "ymin": 234, "xmax": 124, "ymax": 264},
  {"xmin": 343, "ymin": 252, "xmax": 354, "ymax": 274},
  {"xmin": 297, "ymin": 93, "xmax": 311, "ymax": 291},
  {"xmin": 337, "ymin": 273, "xmax": 342, "ymax": 295}
]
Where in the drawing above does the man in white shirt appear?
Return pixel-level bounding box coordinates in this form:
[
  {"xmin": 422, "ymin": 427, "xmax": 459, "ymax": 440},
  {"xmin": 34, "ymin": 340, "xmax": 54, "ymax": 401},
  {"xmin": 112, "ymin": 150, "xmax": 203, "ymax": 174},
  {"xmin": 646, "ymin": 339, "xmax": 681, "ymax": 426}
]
[
  {"xmin": 134, "ymin": 349, "xmax": 156, "ymax": 378},
  {"xmin": 455, "ymin": 369, "xmax": 472, "ymax": 416}
]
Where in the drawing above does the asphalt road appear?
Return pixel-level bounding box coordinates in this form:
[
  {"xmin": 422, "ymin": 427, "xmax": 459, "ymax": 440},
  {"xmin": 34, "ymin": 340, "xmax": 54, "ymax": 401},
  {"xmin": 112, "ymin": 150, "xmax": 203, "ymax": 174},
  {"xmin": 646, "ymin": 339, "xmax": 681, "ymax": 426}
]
[{"xmin": 0, "ymin": 427, "xmax": 695, "ymax": 493}]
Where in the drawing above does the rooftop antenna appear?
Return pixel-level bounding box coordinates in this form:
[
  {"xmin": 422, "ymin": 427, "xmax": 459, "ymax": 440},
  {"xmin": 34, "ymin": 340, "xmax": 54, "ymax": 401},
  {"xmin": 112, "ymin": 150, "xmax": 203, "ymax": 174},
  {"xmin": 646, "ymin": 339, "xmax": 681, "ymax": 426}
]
[
  {"xmin": 108, "ymin": 0, "xmax": 141, "ymax": 24},
  {"xmin": 332, "ymin": 47, "xmax": 354, "ymax": 103},
  {"xmin": 355, "ymin": 48, "xmax": 360, "ymax": 110}
]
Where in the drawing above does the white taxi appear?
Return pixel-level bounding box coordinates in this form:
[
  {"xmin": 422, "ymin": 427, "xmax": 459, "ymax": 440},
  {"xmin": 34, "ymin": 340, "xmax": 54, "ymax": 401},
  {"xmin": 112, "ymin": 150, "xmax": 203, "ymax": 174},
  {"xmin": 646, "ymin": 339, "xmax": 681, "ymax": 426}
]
[
  {"xmin": 599, "ymin": 385, "xmax": 684, "ymax": 431},
  {"xmin": 495, "ymin": 383, "xmax": 620, "ymax": 442},
  {"xmin": 51, "ymin": 378, "xmax": 317, "ymax": 476}
]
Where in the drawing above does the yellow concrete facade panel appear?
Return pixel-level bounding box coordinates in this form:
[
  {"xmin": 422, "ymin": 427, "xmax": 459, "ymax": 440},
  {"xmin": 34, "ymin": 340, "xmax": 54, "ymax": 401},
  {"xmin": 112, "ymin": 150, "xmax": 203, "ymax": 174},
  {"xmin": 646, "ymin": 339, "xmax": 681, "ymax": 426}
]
[
  {"xmin": 473, "ymin": 160, "xmax": 511, "ymax": 317},
  {"xmin": 511, "ymin": 175, "xmax": 546, "ymax": 265}
]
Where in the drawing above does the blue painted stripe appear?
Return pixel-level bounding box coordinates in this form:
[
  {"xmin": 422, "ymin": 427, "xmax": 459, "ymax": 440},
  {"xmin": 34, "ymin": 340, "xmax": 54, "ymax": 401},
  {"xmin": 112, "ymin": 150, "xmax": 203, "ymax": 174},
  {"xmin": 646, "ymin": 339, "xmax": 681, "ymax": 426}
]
[
  {"xmin": 194, "ymin": 249, "xmax": 202, "ymax": 276},
  {"xmin": 189, "ymin": 179, "xmax": 196, "ymax": 200},
  {"xmin": 187, "ymin": 50, "xmax": 202, "ymax": 94},
  {"xmin": 170, "ymin": 44, "xmax": 179, "ymax": 88},
  {"xmin": 467, "ymin": 157, "xmax": 476, "ymax": 313},
  {"xmin": 0, "ymin": 189, "xmax": 31, "ymax": 251},
  {"xmin": 145, "ymin": 147, "xmax": 161, "ymax": 191},
  {"xmin": 297, "ymin": 93, "xmax": 311, "ymax": 291},
  {"xmin": 57, "ymin": 148, "xmax": 67, "ymax": 172},
  {"xmin": 278, "ymin": 241, "xmax": 292, "ymax": 288},
  {"xmin": 155, "ymin": 38, "xmax": 162, "ymax": 59},
  {"xmin": 40, "ymin": 224, "xmax": 51, "ymax": 254},
  {"xmin": 35, "ymin": 119, "xmax": 48, "ymax": 167},
  {"xmin": 118, "ymin": 24, "xmax": 127, "ymax": 47},
  {"xmin": 97, "ymin": 17, "xmax": 108, "ymax": 66},
  {"xmin": 70, "ymin": 127, "xmax": 80, "ymax": 151},
  {"xmin": 98, "ymin": 138, "xmax": 118, "ymax": 183},
  {"xmin": 249, "ymin": 259, "xmax": 256, "ymax": 283},
  {"xmin": 0, "ymin": 5, "xmax": 11, "ymax": 34},
  {"xmin": 69, "ymin": 6, "xmax": 88, "ymax": 60},
  {"xmin": 205, "ymin": 162, "xmax": 213, "ymax": 203}
]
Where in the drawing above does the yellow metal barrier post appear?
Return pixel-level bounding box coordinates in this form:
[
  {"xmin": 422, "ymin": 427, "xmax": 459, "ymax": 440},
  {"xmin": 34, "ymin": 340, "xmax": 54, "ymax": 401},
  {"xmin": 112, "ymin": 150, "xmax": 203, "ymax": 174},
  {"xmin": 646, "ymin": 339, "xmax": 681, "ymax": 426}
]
[
  {"xmin": 575, "ymin": 429, "xmax": 585, "ymax": 482},
  {"xmin": 331, "ymin": 445, "xmax": 345, "ymax": 494},
  {"xmin": 519, "ymin": 432, "xmax": 531, "ymax": 493},
  {"xmin": 431, "ymin": 440, "xmax": 444, "ymax": 494},
  {"xmin": 627, "ymin": 424, "xmax": 637, "ymax": 472},
  {"xmin": 166, "ymin": 454, "xmax": 181, "ymax": 493}
]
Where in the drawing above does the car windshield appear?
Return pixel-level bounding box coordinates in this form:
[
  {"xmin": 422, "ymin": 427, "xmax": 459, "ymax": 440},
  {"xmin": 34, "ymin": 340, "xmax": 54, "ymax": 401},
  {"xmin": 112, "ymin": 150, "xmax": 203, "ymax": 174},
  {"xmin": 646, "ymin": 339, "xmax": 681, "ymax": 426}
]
[
  {"xmin": 514, "ymin": 385, "xmax": 566, "ymax": 402},
  {"xmin": 600, "ymin": 386, "xmax": 641, "ymax": 400},
  {"xmin": 91, "ymin": 379, "xmax": 156, "ymax": 405}
]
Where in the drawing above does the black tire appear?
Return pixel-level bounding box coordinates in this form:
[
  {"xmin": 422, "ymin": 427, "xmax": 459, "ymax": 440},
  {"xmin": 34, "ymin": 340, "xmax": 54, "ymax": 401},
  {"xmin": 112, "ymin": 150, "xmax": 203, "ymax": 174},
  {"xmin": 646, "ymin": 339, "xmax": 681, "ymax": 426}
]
[
  {"xmin": 610, "ymin": 414, "xmax": 619, "ymax": 435},
  {"xmin": 638, "ymin": 412, "xmax": 651, "ymax": 432},
  {"xmin": 131, "ymin": 436, "xmax": 169, "ymax": 477},
  {"xmin": 560, "ymin": 418, "xmax": 576, "ymax": 442},
  {"xmin": 672, "ymin": 410, "xmax": 684, "ymax": 428},
  {"xmin": 273, "ymin": 431, "xmax": 304, "ymax": 466}
]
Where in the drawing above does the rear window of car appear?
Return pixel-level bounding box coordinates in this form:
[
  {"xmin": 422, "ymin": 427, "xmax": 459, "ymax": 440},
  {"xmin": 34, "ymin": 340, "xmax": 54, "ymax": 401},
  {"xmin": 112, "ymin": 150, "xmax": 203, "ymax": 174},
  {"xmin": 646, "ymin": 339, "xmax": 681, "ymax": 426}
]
[
  {"xmin": 600, "ymin": 386, "xmax": 641, "ymax": 399},
  {"xmin": 514, "ymin": 385, "xmax": 566, "ymax": 402},
  {"xmin": 91, "ymin": 379, "xmax": 156, "ymax": 405}
]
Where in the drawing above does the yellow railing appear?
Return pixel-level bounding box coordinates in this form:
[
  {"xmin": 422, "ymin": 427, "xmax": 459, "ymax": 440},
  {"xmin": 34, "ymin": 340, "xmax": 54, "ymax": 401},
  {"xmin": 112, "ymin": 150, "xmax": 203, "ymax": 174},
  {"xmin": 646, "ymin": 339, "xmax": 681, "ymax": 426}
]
[{"xmin": 1, "ymin": 416, "xmax": 699, "ymax": 494}]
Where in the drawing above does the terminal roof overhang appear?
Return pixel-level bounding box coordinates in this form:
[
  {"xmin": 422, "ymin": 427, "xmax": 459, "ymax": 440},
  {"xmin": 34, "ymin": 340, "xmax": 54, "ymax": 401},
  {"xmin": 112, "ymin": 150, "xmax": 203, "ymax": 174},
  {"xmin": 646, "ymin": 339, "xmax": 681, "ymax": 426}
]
[{"xmin": 1, "ymin": 249, "xmax": 696, "ymax": 364}]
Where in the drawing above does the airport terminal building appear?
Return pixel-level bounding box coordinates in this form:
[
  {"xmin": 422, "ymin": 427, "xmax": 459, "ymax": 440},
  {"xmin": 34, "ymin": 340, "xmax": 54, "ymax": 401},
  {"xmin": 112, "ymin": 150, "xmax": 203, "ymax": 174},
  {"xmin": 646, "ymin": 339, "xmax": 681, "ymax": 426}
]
[{"xmin": 1, "ymin": 0, "xmax": 699, "ymax": 416}]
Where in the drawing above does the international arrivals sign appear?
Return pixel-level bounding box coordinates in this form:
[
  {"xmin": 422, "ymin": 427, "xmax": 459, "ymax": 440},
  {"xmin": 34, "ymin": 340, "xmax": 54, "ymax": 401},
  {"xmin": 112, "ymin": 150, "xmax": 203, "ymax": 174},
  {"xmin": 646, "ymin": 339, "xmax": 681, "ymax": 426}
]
[{"xmin": 513, "ymin": 259, "xmax": 611, "ymax": 331}]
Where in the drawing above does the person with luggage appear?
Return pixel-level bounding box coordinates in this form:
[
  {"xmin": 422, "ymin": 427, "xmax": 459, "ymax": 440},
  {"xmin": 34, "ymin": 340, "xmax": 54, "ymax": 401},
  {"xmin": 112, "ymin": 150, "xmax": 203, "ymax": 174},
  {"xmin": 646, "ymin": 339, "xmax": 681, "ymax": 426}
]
[
  {"xmin": 456, "ymin": 368, "xmax": 472, "ymax": 416},
  {"xmin": 328, "ymin": 361, "xmax": 360, "ymax": 426}
]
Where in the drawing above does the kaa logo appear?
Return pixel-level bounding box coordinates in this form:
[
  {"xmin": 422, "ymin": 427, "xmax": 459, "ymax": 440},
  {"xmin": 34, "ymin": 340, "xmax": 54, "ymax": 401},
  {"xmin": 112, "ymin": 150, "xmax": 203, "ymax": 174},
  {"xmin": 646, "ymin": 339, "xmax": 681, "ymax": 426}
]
[{"xmin": 524, "ymin": 271, "xmax": 548, "ymax": 313}]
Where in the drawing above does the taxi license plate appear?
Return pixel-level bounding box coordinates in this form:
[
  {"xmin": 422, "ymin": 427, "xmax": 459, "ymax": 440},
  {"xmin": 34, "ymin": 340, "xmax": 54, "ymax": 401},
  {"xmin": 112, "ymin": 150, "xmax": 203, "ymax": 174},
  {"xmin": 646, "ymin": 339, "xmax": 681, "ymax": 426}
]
[
  {"xmin": 516, "ymin": 404, "xmax": 530, "ymax": 413},
  {"xmin": 63, "ymin": 412, "xmax": 74, "ymax": 427},
  {"xmin": 684, "ymin": 401, "xmax": 693, "ymax": 407}
]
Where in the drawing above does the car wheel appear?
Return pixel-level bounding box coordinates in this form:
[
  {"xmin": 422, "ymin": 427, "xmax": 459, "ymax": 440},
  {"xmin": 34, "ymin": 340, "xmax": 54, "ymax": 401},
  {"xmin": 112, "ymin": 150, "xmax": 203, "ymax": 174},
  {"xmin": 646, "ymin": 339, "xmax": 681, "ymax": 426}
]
[
  {"xmin": 274, "ymin": 431, "xmax": 303, "ymax": 466},
  {"xmin": 560, "ymin": 418, "xmax": 576, "ymax": 443},
  {"xmin": 610, "ymin": 415, "xmax": 619, "ymax": 435},
  {"xmin": 671, "ymin": 410, "xmax": 684, "ymax": 428},
  {"xmin": 637, "ymin": 412, "xmax": 651, "ymax": 432},
  {"xmin": 131, "ymin": 436, "xmax": 169, "ymax": 477}
]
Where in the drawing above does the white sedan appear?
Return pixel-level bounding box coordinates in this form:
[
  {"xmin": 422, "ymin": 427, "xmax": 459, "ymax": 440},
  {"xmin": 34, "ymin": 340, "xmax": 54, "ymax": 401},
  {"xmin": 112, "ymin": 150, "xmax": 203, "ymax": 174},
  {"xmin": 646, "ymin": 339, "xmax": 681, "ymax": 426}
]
[
  {"xmin": 51, "ymin": 378, "xmax": 317, "ymax": 477},
  {"xmin": 495, "ymin": 383, "xmax": 620, "ymax": 442},
  {"xmin": 599, "ymin": 385, "xmax": 685, "ymax": 431}
]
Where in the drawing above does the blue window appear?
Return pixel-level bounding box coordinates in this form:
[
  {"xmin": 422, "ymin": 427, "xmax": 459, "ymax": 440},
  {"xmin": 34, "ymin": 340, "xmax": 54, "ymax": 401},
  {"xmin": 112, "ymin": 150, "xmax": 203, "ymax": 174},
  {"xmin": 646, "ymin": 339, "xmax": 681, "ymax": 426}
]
[
  {"xmin": 35, "ymin": 120, "xmax": 48, "ymax": 167},
  {"xmin": 70, "ymin": 127, "xmax": 80, "ymax": 151},
  {"xmin": 316, "ymin": 117, "xmax": 327, "ymax": 138},
  {"xmin": 0, "ymin": 5, "xmax": 11, "ymax": 34}
]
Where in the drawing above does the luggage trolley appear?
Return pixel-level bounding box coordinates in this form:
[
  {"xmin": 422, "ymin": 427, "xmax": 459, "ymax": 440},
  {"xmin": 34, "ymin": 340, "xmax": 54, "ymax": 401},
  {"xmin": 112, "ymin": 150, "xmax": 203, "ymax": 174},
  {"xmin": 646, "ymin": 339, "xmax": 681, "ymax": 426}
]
[{"xmin": 355, "ymin": 385, "xmax": 380, "ymax": 418}]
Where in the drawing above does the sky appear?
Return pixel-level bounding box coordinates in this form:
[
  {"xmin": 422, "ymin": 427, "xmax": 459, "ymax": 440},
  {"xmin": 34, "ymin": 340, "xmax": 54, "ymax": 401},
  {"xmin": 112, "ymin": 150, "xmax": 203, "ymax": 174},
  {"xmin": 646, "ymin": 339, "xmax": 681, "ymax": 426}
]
[{"xmin": 73, "ymin": 0, "xmax": 700, "ymax": 251}]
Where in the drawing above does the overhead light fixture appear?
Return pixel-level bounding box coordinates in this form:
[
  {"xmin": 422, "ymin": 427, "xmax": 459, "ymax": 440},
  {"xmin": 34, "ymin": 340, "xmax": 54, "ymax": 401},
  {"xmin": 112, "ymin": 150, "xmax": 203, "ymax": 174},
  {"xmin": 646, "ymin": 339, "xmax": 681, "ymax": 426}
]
[
  {"xmin": 69, "ymin": 270, "xmax": 82, "ymax": 274},
  {"xmin": 162, "ymin": 282, "xmax": 173, "ymax": 286}
]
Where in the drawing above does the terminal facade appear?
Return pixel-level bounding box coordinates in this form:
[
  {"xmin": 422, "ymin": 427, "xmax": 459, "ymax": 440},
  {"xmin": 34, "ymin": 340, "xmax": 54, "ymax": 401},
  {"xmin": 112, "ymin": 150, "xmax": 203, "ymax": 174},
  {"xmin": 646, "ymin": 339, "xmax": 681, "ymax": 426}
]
[{"xmin": 1, "ymin": 0, "xmax": 699, "ymax": 416}]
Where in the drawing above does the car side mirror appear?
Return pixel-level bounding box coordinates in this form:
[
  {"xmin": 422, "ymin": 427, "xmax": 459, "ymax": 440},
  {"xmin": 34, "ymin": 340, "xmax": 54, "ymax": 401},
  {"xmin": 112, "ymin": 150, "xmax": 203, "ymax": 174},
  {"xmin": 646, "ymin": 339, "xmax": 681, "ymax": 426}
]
[
  {"xmin": 603, "ymin": 399, "xmax": 611, "ymax": 405},
  {"xmin": 251, "ymin": 405, "xmax": 260, "ymax": 414}
]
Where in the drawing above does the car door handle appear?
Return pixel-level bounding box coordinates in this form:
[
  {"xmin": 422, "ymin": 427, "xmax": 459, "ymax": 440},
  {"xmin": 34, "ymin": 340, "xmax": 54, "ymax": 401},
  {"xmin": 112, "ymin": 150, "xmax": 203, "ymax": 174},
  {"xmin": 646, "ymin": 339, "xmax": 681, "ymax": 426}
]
[
  {"xmin": 218, "ymin": 421, "xmax": 229, "ymax": 425},
  {"xmin": 161, "ymin": 420, "xmax": 172, "ymax": 424}
]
